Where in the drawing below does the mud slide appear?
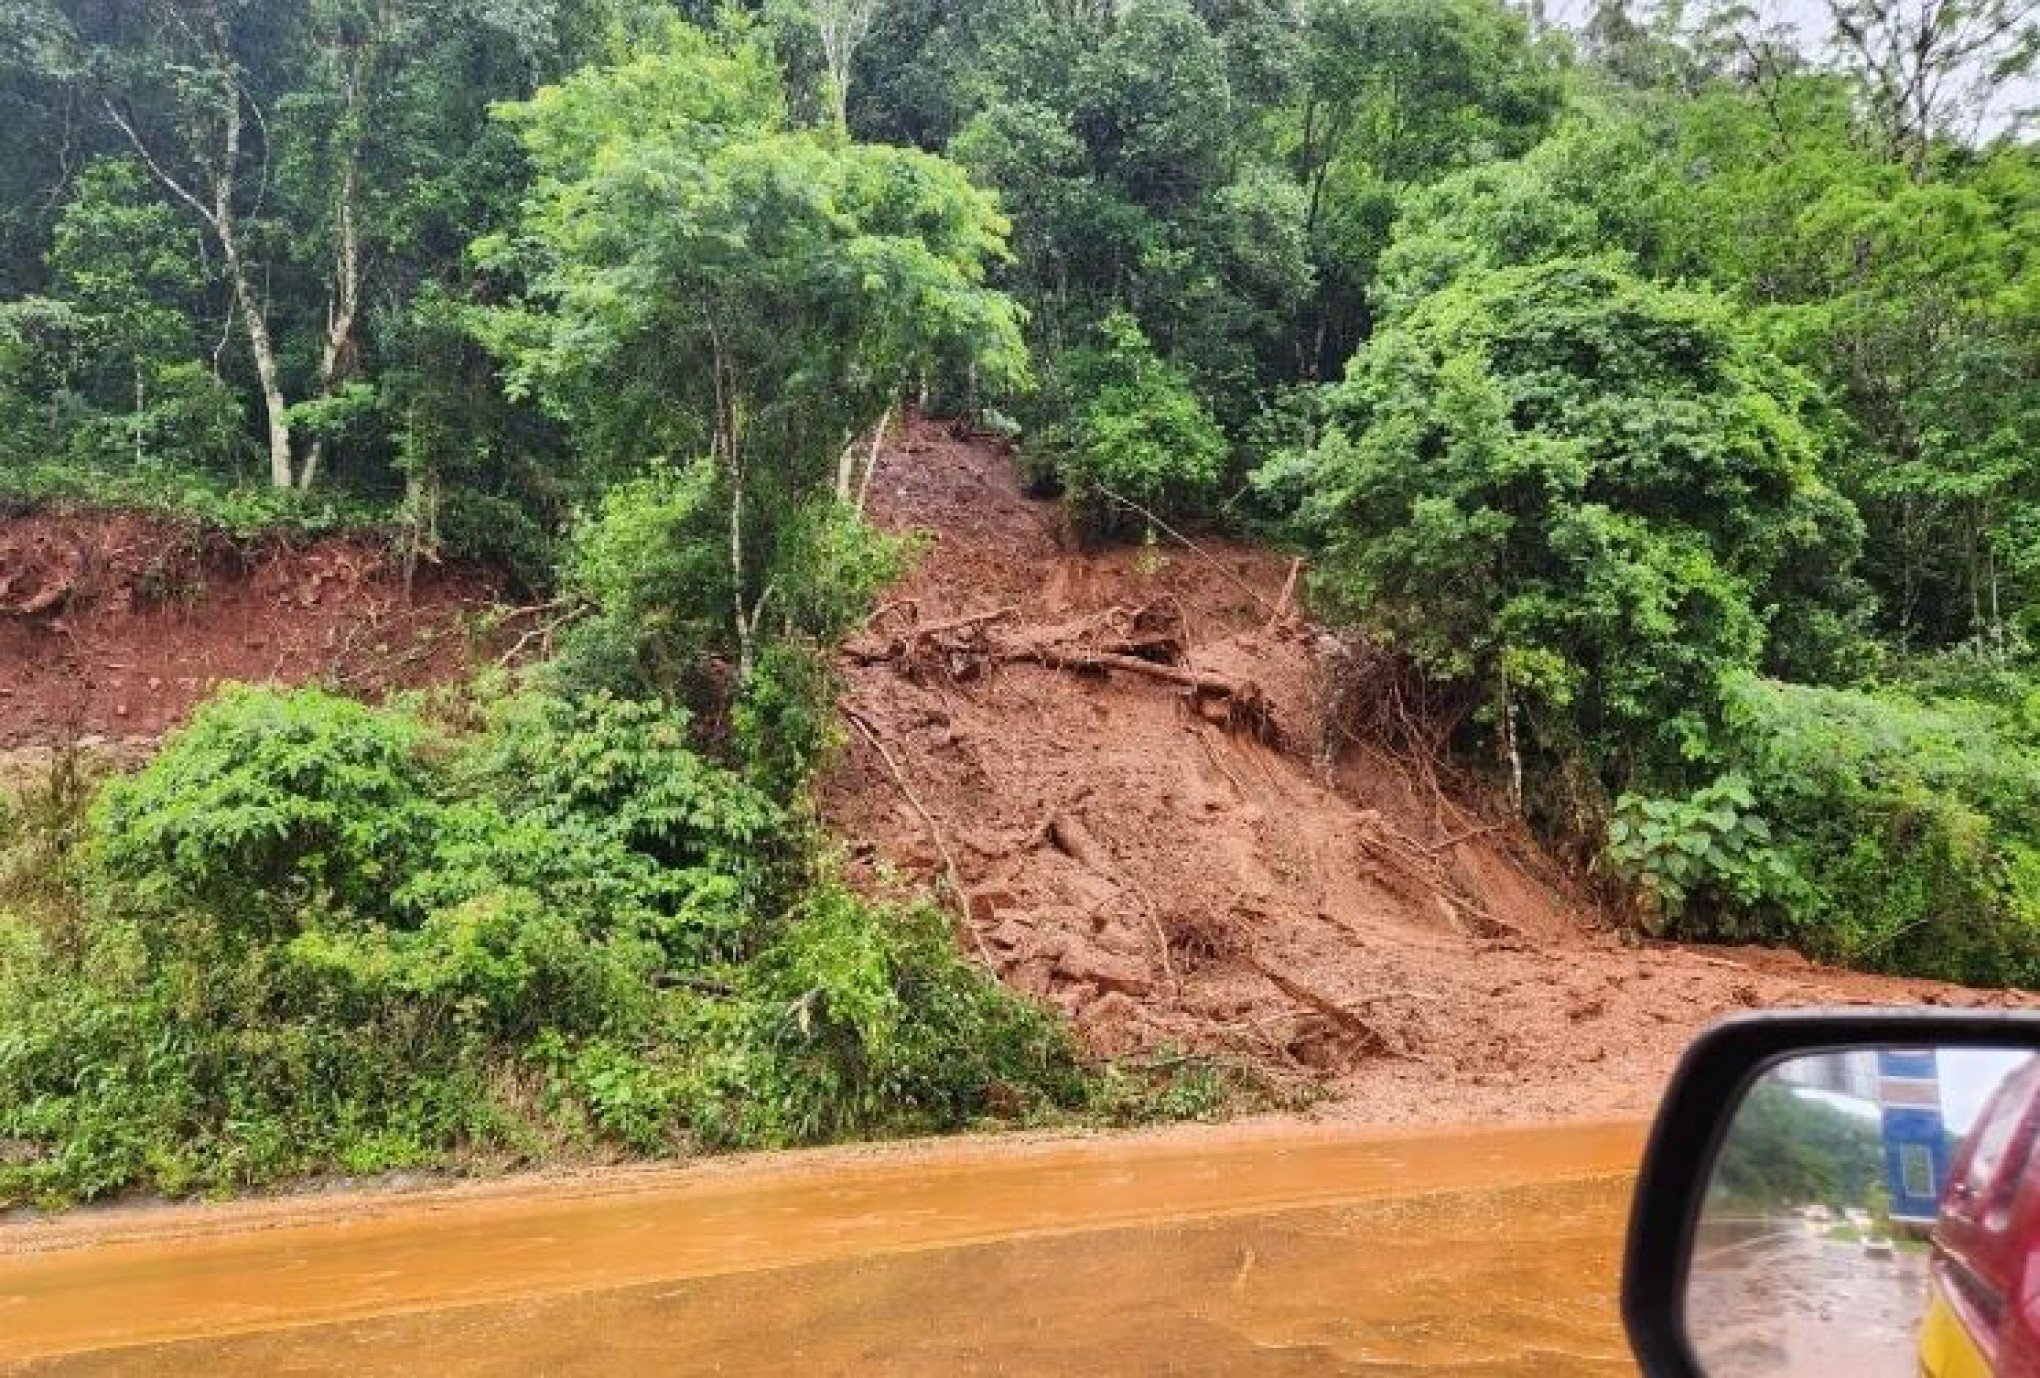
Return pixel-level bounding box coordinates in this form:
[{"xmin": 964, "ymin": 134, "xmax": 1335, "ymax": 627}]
[
  {"xmin": 0, "ymin": 510, "xmax": 499, "ymax": 761},
  {"xmin": 823, "ymin": 419, "xmax": 2030, "ymax": 1123}
]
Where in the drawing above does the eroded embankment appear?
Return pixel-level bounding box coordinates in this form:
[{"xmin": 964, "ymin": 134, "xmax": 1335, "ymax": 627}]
[
  {"xmin": 0, "ymin": 508, "xmax": 500, "ymax": 761},
  {"xmin": 822, "ymin": 418, "xmax": 2029, "ymax": 1123}
]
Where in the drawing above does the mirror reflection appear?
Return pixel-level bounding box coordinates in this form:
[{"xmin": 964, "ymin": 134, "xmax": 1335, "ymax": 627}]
[{"xmin": 1686, "ymin": 1045, "xmax": 2040, "ymax": 1378}]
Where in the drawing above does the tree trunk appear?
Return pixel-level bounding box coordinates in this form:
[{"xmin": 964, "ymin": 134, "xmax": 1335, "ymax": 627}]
[
  {"xmin": 98, "ymin": 7, "xmax": 295, "ymax": 488},
  {"xmin": 730, "ymin": 455, "xmax": 753, "ymax": 684},
  {"xmin": 302, "ymin": 97, "xmax": 366, "ymax": 492},
  {"xmin": 222, "ymin": 223, "xmax": 294, "ymax": 490},
  {"xmin": 208, "ymin": 78, "xmax": 292, "ymax": 489}
]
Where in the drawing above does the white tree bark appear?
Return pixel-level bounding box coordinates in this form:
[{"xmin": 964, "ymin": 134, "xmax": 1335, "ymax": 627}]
[
  {"xmin": 101, "ymin": 3, "xmax": 296, "ymax": 487},
  {"xmin": 815, "ymin": 0, "xmax": 882, "ymax": 134}
]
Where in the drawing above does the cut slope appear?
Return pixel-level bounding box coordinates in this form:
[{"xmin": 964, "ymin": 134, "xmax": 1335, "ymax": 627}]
[
  {"xmin": 0, "ymin": 510, "xmax": 498, "ymax": 758},
  {"xmin": 823, "ymin": 418, "xmax": 2031, "ymax": 1123}
]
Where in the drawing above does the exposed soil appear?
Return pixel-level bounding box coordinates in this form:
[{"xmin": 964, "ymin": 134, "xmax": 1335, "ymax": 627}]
[
  {"xmin": 823, "ymin": 417, "xmax": 2036, "ymax": 1124},
  {"xmin": 0, "ymin": 509, "xmax": 501, "ymax": 762},
  {"xmin": 1, "ymin": 442, "xmax": 2029, "ymax": 1132}
]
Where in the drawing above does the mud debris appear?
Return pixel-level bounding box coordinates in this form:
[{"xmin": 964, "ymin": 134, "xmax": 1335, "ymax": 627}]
[{"xmin": 822, "ymin": 417, "xmax": 2034, "ymax": 1123}]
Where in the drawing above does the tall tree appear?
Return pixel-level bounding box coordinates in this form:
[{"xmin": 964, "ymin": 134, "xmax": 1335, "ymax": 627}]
[
  {"xmin": 811, "ymin": 0, "xmax": 882, "ymax": 135},
  {"xmin": 1824, "ymin": 0, "xmax": 2040, "ymax": 175},
  {"xmin": 70, "ymin": 0, "xmax": 303, "ymax": 486},
  {"xmin": 476, "ymin": 25, "xmax": 1029, "ymax": 679}
]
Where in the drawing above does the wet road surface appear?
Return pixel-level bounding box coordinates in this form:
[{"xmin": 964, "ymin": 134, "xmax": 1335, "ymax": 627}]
[
  {"xmin": 1, "ymin": 1119, "xmax": 1644, "ymax": 1376},
  {"xmin": 1688, "ymin": 1220, "xmax": 1928, "ymax": 1378}
]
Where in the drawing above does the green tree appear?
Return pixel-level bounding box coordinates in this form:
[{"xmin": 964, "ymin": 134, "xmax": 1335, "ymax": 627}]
[
  {"xmin": 475, "ymin": 22, "xmax": 1029, "ymax": 680},
  {"xmin": 1265, "ymin": 257, "xmax": 1867, "ymax": 812},
  {"xmin": 1286, "ymin": 0, "xmax": 1562, "ymax": 373},
  {"xmin": 1710, "ymin": 1078, "xmax": 1886, "ymax": 1211}
]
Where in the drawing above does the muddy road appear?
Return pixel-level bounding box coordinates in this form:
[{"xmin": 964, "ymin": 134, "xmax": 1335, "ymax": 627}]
[{"xmin": 1, "ymin": 1120, "xmax": 1644, "ymax": 1375}]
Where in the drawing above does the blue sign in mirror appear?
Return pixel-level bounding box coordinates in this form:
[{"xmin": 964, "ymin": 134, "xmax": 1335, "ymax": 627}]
[{"xmin": 1683, "ymin": 1046, "xmax": 2039, "ymax": 1378}]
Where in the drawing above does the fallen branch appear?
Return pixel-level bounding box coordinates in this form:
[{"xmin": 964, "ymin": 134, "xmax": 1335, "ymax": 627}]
[
  {"xmin": 1016, "ymin": 644, "xmax": 1253, "ymax": 697},
  {"xmin": 1420, "ymin": 822, "xmax": 1507, "ymax": 856},
  {"xmin": 909, "ymin": 606, "xmax": 1018, "ymax": 642},
  {"xmin": 495, "ymin": 606, "xmax": 587, "ymax": 668},
  {"xmin": 1244, "ymin": 953, "xmax": 1401, "ymax": 1056},
  {"xmin": 1091, "ymin": 480, "xmax": 1279, "ymax": 617},
  {"xmin": 843, "ymin": 606, "xmax": 1016, "ymax": 669},
  {"xmin": 1265, "ymin": 556, "xmax": 1303, "ymax": 631},
  {"xmin": 844, "ymin": 706, "xmax": 992, "ymax": 966}
]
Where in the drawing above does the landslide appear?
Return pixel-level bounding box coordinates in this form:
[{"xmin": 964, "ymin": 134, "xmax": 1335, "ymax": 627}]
[
  {"xmin": 0, "ymin": 508, "xmax": 500, "ymax": 760},
  {"xmin": 823, "ymin": 418, "xmax": 2031, "ymax": 1124}
]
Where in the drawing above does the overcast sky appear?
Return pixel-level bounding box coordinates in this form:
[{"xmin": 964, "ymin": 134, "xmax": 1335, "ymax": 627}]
[{"xmin": 1544, "ymin": 0, "xmax": 2038, "ymax": 138}]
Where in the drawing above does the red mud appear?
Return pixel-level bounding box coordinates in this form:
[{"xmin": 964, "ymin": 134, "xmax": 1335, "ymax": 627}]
[
  {"xmin": 822, "ymin": 418, "xmax": 2035, "ymax": 1124},
  {"xmin": 0, "ymin": 510, "xmax": 498, "ymax": 755}
]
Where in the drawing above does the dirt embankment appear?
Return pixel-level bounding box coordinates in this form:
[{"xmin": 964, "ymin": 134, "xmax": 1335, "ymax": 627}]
[
  {"xmin": 0, "ymin": 509, "xmax": 499, "ymax": 760},
  {"xmin": 1, "ymin": 450, "xmax": 2026, "ymax": 1130},
  {"xmin": 823, "ymin": 418, "xmax": 2033, "ymax": 1123}
]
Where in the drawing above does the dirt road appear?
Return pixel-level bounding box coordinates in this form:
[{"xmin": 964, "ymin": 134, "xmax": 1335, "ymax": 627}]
[{"xmin": 1, "ymin": 1119, "xmax": 1644, "ymax": 1375}]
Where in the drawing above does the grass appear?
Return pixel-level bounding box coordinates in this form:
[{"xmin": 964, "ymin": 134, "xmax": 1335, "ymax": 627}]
[{"xmin": 0, "ymin": 458, "xmax": 394, "ymax": 539}]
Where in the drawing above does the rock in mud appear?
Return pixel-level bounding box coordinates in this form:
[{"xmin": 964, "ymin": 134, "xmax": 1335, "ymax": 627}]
[{"xmin": 1053, "ymin": 934, "xmax": 1153, "ymax": 997}]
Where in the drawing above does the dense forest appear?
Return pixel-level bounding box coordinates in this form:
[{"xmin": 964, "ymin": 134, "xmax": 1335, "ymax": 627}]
[{"xmin": 1, "ymin": 0, "xmax": 2037, "ymax": 1202}]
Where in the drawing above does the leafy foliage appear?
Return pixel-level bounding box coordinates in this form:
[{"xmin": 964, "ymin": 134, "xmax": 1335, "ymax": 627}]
[
  {"xmin": 1041, "ymin": 312, "xmax": 1227, "ymax": 535},
  {"xmin": 1717, "ymin": 677, "xmax": 2040, "ymax": 985},
  {"xmin": 1269, "ymin": 256, "xmax": 1867, "ymax": 804},
  {"xmin": 0, "ymin": 687, "xmax": 1088, "ymax": 1206},
  {"xmin": 475, "ymin": 23, "xmax": 1024, "ymax": 679},
  {"xmin": 1604, "ymin": 775, "xmax": 1805, "ymax": 939},
  {"xmin": 1710, "ymin": 1079, "xmax": 1886, "ymax": 1212}
]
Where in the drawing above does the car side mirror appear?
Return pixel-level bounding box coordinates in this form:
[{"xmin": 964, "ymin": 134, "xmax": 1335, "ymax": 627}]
[{"xmin": 1623, "ymin": 1009, "xmax": 2040, "ymax": 1378}]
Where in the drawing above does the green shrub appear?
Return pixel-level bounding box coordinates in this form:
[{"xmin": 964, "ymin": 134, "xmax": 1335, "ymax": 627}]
[
  {"xmin": 1716, "ymin": 677, "xmax": 2040, "ymax": 985},
  {"xmin": 91, "ymin": 687, "xmax": 445, "ymax": 940},
  {"xmin": 1264, "ymin": 258, "xmax": 1869, "ymax": 809},
  {"xmin": 552, "ymin": 469, "xmax": 907, "ymax": 796},
  {"xmin": 698, "ymin": 881, "xmax": 1088, "ymax": 1146},
  {"xmin": 0, "ymin": 684, "xmax": 1097, "ymax": 1205},
  {"xmin": 1043, "ymin": 312, "xmax": 1227, "ymax": 536},
  {"xmin": 0, "ymin": 458, "xmax": 387, "ymax": 536},
  {"xmin": 1604, "ymin": 775, "xmax": 1807, "ymax": 939},
  {"xmin": 551, "ymin": 462, "xmax": 731, "ymax": 703},
  {"xmin": 733, "ymin": 642, "xmax": 843, "ymax": 803}
]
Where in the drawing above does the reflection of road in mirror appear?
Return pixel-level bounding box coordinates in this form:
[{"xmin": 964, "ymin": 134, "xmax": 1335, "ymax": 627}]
[
  {"xmin": 1683, "ymin": 1046, "xmax": 2040, "ymax": 1378},
  {"xmin": 1686, "ymin": 1218, "xmax": 1925, "ymax": 1378}
]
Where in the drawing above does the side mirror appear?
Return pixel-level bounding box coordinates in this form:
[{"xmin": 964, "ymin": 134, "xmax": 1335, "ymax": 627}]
[{"xmin": 1623, "ymin": 1009, "xmax": 2040, "ymax": 1378}]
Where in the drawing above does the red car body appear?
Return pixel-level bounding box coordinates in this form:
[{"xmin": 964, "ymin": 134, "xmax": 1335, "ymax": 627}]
[{"xmin": 1926, "ymin": 1056, "xmax": 2040, "ymax": 1377}]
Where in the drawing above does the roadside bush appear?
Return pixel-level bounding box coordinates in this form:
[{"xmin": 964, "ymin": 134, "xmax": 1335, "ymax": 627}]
[
  {"xmin": 91, "ymin": 687, "xmax": 444, "ymax": 940},
  {"xmin": 1603, "ymin": 775, "xmax": 1807, "ymax": 939},
  {"xmin": 550, "ymin": 462, "xmax": 730, "ymax": 704},
  {"xmin": 697, "ymin": 881, "xmax": 1088, "ymax": 1146},
  {"xmin": 1265, "ymin": 258, "xmax": 1869, "ymax": 812},
  {"xmin": 551, "ymin": 470, "xmax": 907, "ymax": 803},
  {"xmin": 0, "ymin": 684, "xmax": 1092, "ymax": 1205},
  {"xmin": 1715, "ymin": 677, "xmax": 2040, "ymax": 986}
]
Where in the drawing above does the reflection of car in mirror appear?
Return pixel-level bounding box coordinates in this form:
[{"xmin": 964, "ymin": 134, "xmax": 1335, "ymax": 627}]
[
  {"xmin": 1619, "ymin": 1012, "xmax": 2040, "ymax": 1378},
  {"xmin": 1920, "ymin": 1053, "xmax": 2040, "ymax": 1378}
]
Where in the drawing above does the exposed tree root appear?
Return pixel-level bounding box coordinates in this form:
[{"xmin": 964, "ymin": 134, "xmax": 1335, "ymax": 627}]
[
  {"xmin": 1243, "ymin": 953, "xmax": 1403, "ymax": 1057},
  {"xmin": 846, "ymin": 601, "xmax": 1272, "ymax": 735}
]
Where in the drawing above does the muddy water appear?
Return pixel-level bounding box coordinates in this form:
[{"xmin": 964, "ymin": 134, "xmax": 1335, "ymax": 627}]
[{"xmin": 0, "ymin": 1120, "xmax": 1644, "ymax": 1376}]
